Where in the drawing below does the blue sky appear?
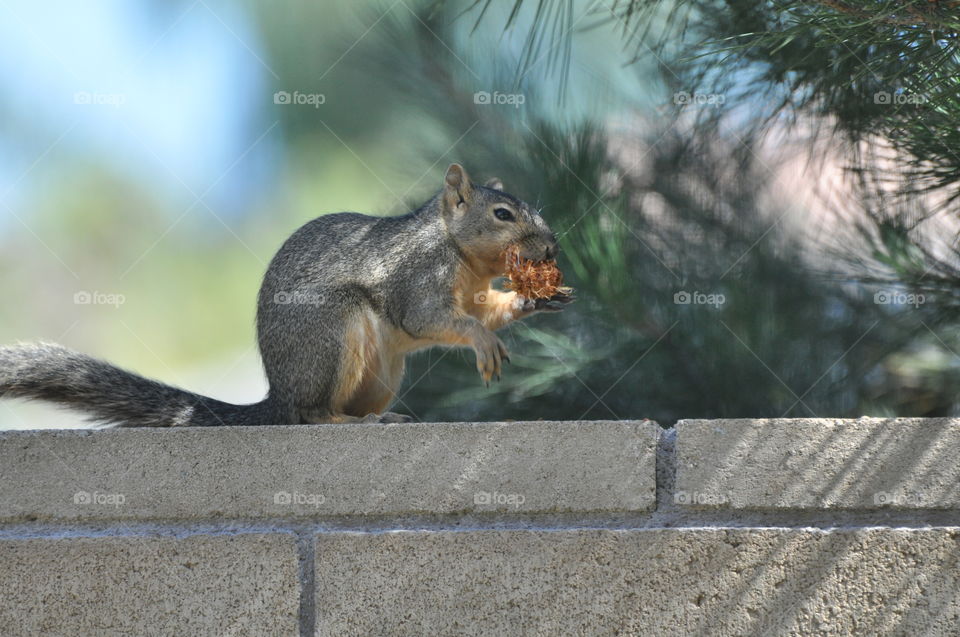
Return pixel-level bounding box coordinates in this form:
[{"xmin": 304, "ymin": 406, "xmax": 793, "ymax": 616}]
[{"xmin": 0, "ymin": 0, "xmax": 275, "ymax": 219}]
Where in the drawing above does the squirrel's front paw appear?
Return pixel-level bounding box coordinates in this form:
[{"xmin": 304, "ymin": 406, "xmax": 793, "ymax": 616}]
[{"xmin": 472, "ymin": 328, "xmax": 510, "ymax": 386}]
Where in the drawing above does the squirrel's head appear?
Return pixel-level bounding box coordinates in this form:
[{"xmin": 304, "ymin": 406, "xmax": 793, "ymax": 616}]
[{"xmin": 439, "ymin": 163, "xmax": 558, "ymax": 275}]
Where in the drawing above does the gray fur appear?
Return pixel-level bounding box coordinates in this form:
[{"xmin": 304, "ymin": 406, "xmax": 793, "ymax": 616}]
[
  {"xmin": 0, "ymin": 165, "xmax": 559, "ymax": 427},
  {"xmin": 0, "ymin": 342, "xmax": 279, "ymax": 427}
]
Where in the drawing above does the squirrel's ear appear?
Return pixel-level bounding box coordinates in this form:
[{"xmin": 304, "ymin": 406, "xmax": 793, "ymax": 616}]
[
  {"xmin": 443, "ymin": 164, "xmax": 472, "ymax": 213},
  {"xmin": 485, "ymin": 178, "xmax": 504, "ymax": 191}
]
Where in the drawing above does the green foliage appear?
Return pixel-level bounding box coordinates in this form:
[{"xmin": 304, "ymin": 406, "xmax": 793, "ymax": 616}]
[
  {"xmin": 336, "ymin": 2, "xmax": 903, "ymax": 422},
  {"xmin": 410, "ymin": 0, "xmax": 960, "ymax": 418},
  {"xmin": 543, "ymin": 1, "xmax": 960, "ymax": 201}
]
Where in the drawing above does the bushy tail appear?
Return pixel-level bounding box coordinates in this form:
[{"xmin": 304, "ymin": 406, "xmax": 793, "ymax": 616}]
[{"xmin": 0, "ymin": 342, "xmax": 281, "ymax": 427}]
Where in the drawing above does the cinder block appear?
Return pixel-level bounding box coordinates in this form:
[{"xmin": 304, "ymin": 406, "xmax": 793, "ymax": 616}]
[
  {"xmin": 675, "ymin": 418, "xmax": 960, "ymax": 509},
  {"xmin": 0, "ymin": 421, "xmax": 657, "ymax": 522},
  {"xmin": 0, "ymin": 534, "xmax": 298, "ymax": 636},
  {"xmin": 314, "ymin": 528, "xmax": 960, "ymax": 636}
]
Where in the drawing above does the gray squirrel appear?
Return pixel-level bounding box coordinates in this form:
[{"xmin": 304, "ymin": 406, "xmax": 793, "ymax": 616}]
[{"xmin": 0, "ymin": 164, "xmax": 572, "ymax": 426}]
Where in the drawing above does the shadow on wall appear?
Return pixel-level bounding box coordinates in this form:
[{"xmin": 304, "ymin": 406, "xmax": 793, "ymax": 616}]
[
  {"xmin": 675, "ymin": 418, "xmax": 960, "ymax": 509},
  {"xmin": 313, "ymin": 527, "xmax": 960, "ymax": 634}
]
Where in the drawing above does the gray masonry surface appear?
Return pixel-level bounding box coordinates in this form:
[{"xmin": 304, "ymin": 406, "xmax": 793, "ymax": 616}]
[
  {"xmin": 3, "ymin": 418, "xmax": 960, "ymax": 636},
  {"xmin": 0, "ymin": 534, "xmax": 299, "ymax": 637},
  {"xmin": 314, "ymin": 528, "xmax": 960, "ymax": 636},
  {"xmin": 675, "ymin": 417, "xmax": 960, "ymax": 509},
  {"xmin": 0, "ymin": 420, "xmax": 657, "ymax": 522}
]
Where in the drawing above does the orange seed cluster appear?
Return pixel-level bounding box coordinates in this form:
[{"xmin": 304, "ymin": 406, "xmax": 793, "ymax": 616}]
[{"xmin": 502, "ymin": 245, "xmax": 572, "ymax": 300}]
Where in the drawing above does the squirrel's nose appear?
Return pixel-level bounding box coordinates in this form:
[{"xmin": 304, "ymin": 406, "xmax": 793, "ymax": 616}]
[{"xmin": 544, "ymin": 238, "xmax": 559, "ymax": 260}]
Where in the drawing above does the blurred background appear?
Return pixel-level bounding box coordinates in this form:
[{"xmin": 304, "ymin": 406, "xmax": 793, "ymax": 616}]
[{"xmin": 2, "ymin": 0, "xmax": 959, "ymax": 429}]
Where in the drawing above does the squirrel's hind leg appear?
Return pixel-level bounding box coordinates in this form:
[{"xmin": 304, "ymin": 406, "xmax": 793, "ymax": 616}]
[
  {"xmin": 341, "ymin": 350, "xmax": 409, "ymax": 422},
  {"xmin": 323, "ymin": 309, "xmax": 410, "ymax": 424}
]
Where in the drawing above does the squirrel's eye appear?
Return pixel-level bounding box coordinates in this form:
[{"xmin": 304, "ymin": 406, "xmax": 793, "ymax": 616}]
[{"xmin": 494, "ymin": 207, "xmax": 515, "ymax": 222}]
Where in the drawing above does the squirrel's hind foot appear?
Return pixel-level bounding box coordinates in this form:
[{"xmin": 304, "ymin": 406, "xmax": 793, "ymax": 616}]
[
  {"xmin": 361, "ymin": 411, "xmax": 413, "ymax": 424},
  {"xmin": 300, "ymin": 410, "xmax": 411, "ymax": 424}
]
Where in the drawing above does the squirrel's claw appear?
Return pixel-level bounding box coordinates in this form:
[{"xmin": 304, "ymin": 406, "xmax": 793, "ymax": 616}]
[
  {"xmin": 533, "ymin": 293, "xmax": 575, "ymax": 313},
  {"xmin": 518, "ymin": 292, "xmax": 575, "ymax": 313},
  {"xmin": 473, "ymin": 327, "xmax": 509, "ymax": 386}
]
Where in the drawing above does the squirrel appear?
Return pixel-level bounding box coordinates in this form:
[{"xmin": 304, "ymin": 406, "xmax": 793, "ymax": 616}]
[{"xmin": 0, "ymin": 164, "xmax": 571, "ymax": 427}]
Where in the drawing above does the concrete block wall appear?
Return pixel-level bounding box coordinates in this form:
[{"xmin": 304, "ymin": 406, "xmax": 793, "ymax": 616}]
[{"xmin": 1, "ymin": 418, "xmax": 959, "ymax": 636}]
